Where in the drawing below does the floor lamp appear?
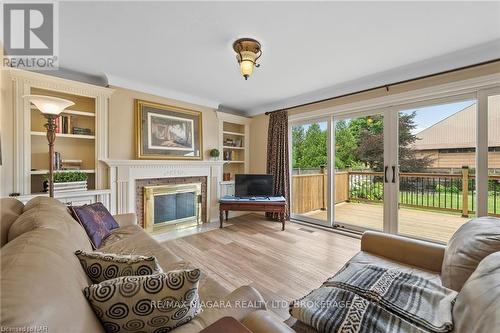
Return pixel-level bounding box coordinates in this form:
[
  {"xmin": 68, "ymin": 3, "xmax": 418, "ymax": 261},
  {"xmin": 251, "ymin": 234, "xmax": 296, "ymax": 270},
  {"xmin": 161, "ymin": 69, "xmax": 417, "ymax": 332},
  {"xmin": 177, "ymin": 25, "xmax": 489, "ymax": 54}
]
[{"xmin": 23, "ymin": 95, "xmax": 75, "ymax": 197}]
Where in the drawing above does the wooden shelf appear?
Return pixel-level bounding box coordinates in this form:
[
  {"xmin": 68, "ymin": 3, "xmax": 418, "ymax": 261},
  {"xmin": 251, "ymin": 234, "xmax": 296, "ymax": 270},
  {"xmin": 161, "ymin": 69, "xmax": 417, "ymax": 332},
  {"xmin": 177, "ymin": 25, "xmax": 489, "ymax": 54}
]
[
  {"xmin": 223, "ymin": 131, "xmax": 245, "ymax": 136},
  {"xmin": 31, "ymin": 106, "xmax": 95, "ymax": 117},
  {"xmin": 224, "ymin": 161, "xmax": 245, "ymax": 164},
  {"xmin": 31, "ymin": 131, "xmax": 95, "ymax": 140},
  {"xmin": 223, "ymin": 146, "xmax": 245, "ymax": 150},
  {"xmin": 30, "ymin": 169, "xmax": 95, "ymax": 175}
]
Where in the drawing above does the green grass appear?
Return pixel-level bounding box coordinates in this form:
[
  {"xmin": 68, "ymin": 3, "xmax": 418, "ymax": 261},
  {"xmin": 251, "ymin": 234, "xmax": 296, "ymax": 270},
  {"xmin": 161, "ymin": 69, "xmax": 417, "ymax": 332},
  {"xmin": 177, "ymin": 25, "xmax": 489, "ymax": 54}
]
[{"xmin": 352, "ymin": 191, "xmax": 499, "ymax": 215}]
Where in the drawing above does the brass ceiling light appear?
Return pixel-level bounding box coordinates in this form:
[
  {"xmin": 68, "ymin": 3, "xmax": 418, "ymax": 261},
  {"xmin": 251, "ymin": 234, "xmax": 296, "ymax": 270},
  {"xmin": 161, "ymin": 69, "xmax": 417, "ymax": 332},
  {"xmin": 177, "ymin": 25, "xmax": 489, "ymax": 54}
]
[{"xmin": 232, "ymin": 38, "xmax": 262, "ymax": 80}]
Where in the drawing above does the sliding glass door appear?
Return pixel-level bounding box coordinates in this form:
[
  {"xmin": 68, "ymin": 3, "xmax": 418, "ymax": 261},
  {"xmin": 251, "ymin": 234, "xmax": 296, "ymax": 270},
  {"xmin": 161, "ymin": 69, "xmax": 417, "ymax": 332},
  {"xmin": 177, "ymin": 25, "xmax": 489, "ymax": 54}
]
[
  {"xmin": 333, "ymin": 112, "xmax": 386, "ymax": 231},
  {"xmin": 290, "ymin": 119, "xmax": 330, "ymax": 225},
  {"xmin": 396, "ymin": 99, "xmax": 477, "ymax": 242},
  {"xmin": 289, "ymin": 86, "xmax": 499, "ymax": 243}
]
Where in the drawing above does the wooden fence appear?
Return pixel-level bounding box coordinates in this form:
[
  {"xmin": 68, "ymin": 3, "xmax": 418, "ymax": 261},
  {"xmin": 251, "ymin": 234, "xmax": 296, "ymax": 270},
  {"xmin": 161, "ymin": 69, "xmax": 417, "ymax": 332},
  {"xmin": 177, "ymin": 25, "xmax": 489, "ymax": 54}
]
[{"xmin": 291, "ymin": 172, "xmax": 348, "ymax": 214}]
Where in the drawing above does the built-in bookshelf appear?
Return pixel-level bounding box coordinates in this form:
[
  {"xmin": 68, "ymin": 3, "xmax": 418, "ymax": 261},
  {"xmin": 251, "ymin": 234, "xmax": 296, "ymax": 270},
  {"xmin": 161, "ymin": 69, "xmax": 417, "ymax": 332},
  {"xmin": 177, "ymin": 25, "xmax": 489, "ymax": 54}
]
[
  {"xmin": 10, "ymin": 69, "xmax": 113, "ymax": 196},
  {"xmin": 29, "ymin": 87, "xmax": 97, "ymax": 193},
  {"xmin": 216, "ymin": 113, "xmax": 251, "ymax": 195}
]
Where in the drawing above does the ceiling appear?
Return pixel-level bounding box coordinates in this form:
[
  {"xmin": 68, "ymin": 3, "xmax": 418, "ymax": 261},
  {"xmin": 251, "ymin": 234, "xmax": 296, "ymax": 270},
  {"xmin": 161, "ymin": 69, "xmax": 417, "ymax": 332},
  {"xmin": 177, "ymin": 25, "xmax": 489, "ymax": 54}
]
[{"xmin": 58, "ymin": 1, "xmax": 500, "ymax": 116}]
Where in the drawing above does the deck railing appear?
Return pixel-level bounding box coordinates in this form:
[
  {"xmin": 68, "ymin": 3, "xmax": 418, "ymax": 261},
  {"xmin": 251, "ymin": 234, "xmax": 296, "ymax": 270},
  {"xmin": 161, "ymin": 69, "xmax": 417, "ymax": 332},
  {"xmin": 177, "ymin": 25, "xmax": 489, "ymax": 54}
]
[{"xmin": 291, "ymin": 168, "xmax": 500, "ymax": 217}]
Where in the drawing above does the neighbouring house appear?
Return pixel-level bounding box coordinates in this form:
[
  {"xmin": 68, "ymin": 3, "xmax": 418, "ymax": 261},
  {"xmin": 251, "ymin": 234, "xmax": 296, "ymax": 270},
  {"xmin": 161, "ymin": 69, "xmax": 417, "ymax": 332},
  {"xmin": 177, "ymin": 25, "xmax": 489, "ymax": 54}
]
[{"xmin": 414, "ymin": 95, "xmax": 500, "ymax": 172}]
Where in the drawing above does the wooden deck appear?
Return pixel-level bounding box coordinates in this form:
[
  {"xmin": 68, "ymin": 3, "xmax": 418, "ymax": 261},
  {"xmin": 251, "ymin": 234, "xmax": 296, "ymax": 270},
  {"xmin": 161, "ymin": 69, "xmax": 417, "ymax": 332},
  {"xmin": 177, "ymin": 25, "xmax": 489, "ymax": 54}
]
[{"xmin": 303, "ymin": 202, "xmax": 470, "ymax": 243}]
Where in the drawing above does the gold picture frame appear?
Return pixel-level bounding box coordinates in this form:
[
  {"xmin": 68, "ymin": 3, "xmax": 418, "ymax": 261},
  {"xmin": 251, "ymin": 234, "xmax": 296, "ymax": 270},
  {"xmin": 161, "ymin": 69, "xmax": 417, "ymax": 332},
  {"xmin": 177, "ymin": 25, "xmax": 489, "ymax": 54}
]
[{"xmin": 135, "ymin": 99, "xmax": 203, "ymax": 160}]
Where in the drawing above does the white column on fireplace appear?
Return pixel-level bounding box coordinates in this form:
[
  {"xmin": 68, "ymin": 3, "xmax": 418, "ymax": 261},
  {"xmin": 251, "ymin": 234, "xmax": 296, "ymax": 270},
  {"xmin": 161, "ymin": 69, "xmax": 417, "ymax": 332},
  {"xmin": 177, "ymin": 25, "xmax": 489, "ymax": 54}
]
[{"xmin": 103, "ymin": 160, "xmax": 225, "ymax": 223}]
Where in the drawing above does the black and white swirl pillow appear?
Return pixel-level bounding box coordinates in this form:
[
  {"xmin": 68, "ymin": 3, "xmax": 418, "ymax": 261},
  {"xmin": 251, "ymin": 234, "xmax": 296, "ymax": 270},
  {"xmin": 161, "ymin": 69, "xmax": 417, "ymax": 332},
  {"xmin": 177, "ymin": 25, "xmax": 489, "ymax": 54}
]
[
  {"xmin": 83, "ymin": 269, "xmax": 202, "ymax": 333},
  {"xmin": 76, "ymin": 250, "xmax": 163, "ymax": 283}
]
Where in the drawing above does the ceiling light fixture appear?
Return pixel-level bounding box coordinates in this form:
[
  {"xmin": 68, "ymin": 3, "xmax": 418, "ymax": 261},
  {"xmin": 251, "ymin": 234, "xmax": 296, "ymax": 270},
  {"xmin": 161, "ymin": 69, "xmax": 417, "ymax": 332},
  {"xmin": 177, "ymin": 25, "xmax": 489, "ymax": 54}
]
[{"xmin": 232, "ymin": 38, "xmax": 262, "ymax": 80}]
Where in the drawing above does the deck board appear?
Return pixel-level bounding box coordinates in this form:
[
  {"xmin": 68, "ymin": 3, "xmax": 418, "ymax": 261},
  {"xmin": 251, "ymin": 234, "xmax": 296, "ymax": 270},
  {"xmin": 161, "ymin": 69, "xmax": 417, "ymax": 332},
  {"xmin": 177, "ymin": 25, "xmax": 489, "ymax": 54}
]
[{"xmin": 303, "ymin": 202, "xmax": 469, "ymax": 243}]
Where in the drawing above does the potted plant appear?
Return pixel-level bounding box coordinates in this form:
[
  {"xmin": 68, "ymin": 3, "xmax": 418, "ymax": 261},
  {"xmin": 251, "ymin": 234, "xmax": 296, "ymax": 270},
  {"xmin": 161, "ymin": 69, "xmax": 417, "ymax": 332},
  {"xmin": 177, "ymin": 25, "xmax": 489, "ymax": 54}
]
[
  {"xmin": 209, "ymin": 148, "xmax": 220, "ymax": 160},
  {"xmin": 43, "ymin": 171, "xmax": 88, "ymax": 193}
]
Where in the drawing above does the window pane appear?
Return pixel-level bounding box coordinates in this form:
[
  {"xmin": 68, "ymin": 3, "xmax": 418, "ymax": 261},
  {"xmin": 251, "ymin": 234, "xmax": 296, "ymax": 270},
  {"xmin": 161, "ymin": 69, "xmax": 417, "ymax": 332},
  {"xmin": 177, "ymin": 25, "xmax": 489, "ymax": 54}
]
[
  {"xmin": 398, "ymin": 100, "xmax": 476, "ymax": 242},
  {"xmin": 488, "ymin": 95, "xmax": 500, "ymax": 217},
  {"xmin": 291, "ymin": 121, "xmax": 329, "ymax": 224}
]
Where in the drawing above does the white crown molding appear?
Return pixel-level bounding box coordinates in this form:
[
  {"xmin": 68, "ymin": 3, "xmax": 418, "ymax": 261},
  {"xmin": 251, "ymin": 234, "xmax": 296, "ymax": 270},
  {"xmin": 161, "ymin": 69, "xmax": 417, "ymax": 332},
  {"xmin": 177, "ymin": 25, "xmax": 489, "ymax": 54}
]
[
  {"xmin": 105, "ymin": 74, "xmax": 220, "ymax": 110},
  {"xmin": 247, "ymin": 39, "xmax": 500, "ymax": 116}
]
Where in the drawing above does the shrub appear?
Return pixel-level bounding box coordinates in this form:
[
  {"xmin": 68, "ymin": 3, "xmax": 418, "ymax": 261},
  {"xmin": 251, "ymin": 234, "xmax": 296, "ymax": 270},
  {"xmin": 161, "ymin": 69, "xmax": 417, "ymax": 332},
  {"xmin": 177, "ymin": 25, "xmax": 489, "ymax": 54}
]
[
  {"xmin": 45, "ymin": 171, "xmax": 88, "ymax": 183},
  {"xmin": 209, "ymin": 149, "xmax": 220, "ymax": 158},
  {"xmin": 350, "ymin": 179, "xmax": 383, "ymax": 201}
]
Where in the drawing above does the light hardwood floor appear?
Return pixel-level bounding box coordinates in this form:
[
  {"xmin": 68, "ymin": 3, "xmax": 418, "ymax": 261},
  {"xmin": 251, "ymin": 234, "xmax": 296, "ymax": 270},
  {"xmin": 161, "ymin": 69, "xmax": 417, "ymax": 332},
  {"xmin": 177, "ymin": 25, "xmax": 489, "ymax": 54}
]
[{"xmin": 161, "ymin": 214, "xmax": 360, "ymax": 318}]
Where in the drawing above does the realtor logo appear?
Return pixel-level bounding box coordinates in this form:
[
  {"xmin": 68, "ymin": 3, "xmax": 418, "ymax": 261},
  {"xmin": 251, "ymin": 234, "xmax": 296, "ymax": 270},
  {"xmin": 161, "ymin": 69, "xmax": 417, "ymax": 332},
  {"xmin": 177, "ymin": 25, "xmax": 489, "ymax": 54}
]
[{"xmin": 2, "ymin": 2, "xmax": 58, "ymax": 69}]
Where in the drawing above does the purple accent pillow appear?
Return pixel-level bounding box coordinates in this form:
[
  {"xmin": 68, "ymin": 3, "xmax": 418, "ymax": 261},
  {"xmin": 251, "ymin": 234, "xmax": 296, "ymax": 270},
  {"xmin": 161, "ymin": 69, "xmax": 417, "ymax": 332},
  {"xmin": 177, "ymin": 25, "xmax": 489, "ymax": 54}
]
[{"xmin": 70, "ymin": 203, "xmax": 119, "ymax": 249}]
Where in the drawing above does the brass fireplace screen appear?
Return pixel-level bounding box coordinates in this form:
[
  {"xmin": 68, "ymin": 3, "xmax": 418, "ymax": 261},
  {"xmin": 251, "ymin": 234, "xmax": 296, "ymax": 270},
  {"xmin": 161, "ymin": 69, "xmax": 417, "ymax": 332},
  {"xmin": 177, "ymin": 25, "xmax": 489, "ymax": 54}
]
[{"xmin": 143, "ymin": 183, "xmax": 202, "ymax": 233}]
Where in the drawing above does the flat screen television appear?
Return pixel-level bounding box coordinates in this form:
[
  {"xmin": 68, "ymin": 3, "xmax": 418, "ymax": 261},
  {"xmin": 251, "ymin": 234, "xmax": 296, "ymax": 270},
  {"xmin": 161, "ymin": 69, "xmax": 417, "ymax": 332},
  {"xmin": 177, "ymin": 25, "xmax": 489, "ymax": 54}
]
[{"xmin": 235, "ymin": 174, "xmax": 274, "ymax": 197}]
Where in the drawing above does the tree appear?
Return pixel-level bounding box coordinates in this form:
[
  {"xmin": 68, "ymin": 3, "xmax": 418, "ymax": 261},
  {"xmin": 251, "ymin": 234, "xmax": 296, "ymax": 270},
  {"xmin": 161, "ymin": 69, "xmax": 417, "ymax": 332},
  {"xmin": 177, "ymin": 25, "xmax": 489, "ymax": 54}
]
[
  {"xmin": 291, "ymin": 126, "xmax": 305, "ymax": 169},
  {"xmin": 398, "ymin": 112, "xmax": 433, "ymax": 172},
  {"xmin": 353, "ymin": 112, "xmax": 432, "ymax": 172},
  {"xmin": 334, "ymin": 120, "xmax": 357, "ymax": 169},
  {"xmin": 301, "ymin": 123, "xmax": 327, "ymax": 168}
]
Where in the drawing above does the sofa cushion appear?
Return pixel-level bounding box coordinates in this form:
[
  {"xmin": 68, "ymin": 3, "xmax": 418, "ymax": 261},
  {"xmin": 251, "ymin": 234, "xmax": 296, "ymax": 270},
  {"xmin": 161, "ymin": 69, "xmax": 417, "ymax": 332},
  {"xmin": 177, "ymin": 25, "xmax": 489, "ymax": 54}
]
[
  {"xmin": 0, "ymin": 228, "xmax": 104, "ymax": 333},
  {"xmin": 441, "ymin": 216, "xmax": 500, "ymax": 291},
  {"xmin": 71, "ymin": 202, "xmax": 119, "ymax": 231},
  {"xmin": 84, "ymin": 270, "xmax": 202, "ymax": 333},
  {"xmin": 453, "ymin": 251, "xmax": 500, "ymax": 333},
  {"xmin": 0, "ymin": 198, "xmax": 24, "ymax": 247},
  {"xmin": 70, "ymin": 203, "xmax": 119, "ymax": 249},
  {"xmin": 75, "ymin": 250, "xmax": 163, "ymax": 283},
  {"xmin": 8, "ymin": 199, "xmax": 92, "ymax": 250},
  {"xmin": 23, "ymin": 196, "xmax": 68, "ymax": 213}
]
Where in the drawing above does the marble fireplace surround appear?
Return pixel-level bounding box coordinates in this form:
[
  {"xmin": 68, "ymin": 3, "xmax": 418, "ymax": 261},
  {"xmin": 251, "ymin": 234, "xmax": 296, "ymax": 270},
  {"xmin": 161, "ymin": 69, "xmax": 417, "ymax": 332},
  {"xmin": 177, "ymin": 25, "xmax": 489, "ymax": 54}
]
[{"xmin": 103, "ymin": 160, "xmax": 224, "ymax": 223}]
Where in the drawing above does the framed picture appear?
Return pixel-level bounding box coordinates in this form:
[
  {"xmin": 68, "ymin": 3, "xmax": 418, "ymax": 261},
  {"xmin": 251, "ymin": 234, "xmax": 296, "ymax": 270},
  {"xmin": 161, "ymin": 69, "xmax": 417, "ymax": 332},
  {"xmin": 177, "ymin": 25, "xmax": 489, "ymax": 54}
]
[{"xmin": 135, "ymin": 99, "xmax": 203, "ymax": 160}]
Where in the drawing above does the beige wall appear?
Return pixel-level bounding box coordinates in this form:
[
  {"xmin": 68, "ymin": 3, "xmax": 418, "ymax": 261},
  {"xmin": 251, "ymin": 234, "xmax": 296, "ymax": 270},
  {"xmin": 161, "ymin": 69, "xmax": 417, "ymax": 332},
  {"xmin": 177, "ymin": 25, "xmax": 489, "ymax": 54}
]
[
  {"xmin": 249, "ymin": 114, "xmax": 268, "ymax": 173},
  {"xmin": 108, "ymin": 87, "xmax": 219, "ymax": 160}
]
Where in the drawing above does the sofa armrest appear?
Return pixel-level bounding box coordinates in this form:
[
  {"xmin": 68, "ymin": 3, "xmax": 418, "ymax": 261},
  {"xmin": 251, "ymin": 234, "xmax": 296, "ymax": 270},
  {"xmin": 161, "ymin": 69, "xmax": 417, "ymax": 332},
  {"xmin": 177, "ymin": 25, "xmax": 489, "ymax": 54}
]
[
  {"xmin": 361, "ymin": 231, "xmax": 446, "ymax": 272},
  {"xmin": 242, "ymin": 310, "xmax": 296, "ymax": 333},
  {"xmin": 113, "ymin": 213, "xmax": 137, "ymax": 227}
]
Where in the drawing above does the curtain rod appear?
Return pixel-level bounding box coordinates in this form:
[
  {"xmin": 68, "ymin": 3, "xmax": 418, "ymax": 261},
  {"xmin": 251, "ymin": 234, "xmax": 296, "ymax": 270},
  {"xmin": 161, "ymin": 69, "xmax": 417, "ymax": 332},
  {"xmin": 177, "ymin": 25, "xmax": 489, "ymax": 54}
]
[{"xmin": 264, "ymin": 58, "xmax": 500, "ymax": 115}]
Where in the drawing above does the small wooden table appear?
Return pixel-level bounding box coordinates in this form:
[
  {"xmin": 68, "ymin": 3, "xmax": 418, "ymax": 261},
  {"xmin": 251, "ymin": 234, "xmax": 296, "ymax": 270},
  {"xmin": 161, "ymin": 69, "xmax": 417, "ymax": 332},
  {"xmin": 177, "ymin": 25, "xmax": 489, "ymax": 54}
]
[
  {"xmin": 199, "ymin": 316, "xmax": 252, "ymax": 333},
  {"xmin": 219, "ymin": 196, "xmax": 287, "ymax": 230}
]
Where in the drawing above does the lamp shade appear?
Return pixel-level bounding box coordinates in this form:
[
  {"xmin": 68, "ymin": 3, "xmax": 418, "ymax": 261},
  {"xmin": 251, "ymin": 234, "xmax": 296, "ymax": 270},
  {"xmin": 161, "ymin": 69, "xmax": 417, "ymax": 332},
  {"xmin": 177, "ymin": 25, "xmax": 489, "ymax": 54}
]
[{"xmin": 23, "ymin": 95, "xmax": 75, "ymax": 115}]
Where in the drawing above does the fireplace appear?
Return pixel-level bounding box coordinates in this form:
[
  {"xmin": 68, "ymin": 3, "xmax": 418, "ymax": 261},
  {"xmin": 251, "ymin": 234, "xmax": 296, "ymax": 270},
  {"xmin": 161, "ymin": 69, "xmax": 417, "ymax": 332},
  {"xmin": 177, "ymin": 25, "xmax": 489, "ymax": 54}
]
[{"xmin": 143, "ymin": 183, "xmax": 202, "ymax": 233}]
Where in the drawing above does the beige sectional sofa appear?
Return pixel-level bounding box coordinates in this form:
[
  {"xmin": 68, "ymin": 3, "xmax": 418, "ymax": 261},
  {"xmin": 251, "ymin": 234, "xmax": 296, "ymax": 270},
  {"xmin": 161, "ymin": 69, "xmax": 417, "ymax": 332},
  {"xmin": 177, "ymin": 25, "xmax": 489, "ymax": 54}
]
[
  {"xmin": 290, "ymin": 218, "xmax": 500, "ymax": 332},
  {"xmin": 0, "ymin": 197, "xmax": 292, "ymax": 333}
]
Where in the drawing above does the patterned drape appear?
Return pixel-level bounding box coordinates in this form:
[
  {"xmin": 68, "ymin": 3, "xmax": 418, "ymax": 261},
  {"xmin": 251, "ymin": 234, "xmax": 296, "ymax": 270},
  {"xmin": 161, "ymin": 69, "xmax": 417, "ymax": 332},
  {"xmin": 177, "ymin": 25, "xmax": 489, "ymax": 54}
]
[{"xmin": 266, "ymin": 110, "xmax": 290, "ymax": 220}]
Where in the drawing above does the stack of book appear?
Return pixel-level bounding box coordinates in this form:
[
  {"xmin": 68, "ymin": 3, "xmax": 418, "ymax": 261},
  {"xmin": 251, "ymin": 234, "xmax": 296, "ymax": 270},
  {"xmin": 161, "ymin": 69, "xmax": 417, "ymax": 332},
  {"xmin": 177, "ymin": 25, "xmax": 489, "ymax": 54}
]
[
  {"xmin": 72, "ymin": 127, "xmax": 92, "ymax": 135},
  {"xmin": 61, "ymin": 159, "xmax": 82, "ymax": 170},
  {"xmin": 55, "ymin": 115, "xmax": 74, "ymax": 134}
]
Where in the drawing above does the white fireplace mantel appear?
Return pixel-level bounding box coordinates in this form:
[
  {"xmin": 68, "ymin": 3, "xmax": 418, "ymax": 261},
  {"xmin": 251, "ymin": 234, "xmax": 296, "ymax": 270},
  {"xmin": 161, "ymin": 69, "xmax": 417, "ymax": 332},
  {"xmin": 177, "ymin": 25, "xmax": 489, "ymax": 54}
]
[{"xmin": 103, "ymin": 159, "xmax": 225, "ymax": 222}]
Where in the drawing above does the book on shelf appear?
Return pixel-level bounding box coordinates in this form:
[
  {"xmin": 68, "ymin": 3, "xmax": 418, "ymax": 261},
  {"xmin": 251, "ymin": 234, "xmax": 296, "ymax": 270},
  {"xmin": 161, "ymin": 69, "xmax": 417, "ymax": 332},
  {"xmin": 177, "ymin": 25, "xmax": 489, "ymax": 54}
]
[{"xmin": 72, "ymin": 127, "xmax": 92, "ymax": 135}]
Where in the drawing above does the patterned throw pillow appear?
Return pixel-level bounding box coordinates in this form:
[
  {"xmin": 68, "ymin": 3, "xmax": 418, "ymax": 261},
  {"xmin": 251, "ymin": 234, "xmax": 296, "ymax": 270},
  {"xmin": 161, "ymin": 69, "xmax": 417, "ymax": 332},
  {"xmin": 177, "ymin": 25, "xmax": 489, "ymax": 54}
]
[
  {"xmin": 76, "ymin": 250, "xmax": 163, "ymax": 283},
  {"xmin": 84, "ymin": 269, "xmax": 202, "ymax": 333},
  {"xmin": 70, "ymin": 202, "xmax": 119, "ymax": 249}
]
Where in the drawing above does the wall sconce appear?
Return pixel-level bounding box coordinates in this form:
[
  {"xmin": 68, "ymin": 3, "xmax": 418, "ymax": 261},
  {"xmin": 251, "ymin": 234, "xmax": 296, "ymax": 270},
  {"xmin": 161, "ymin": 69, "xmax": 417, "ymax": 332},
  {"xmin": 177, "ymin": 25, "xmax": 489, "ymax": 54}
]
[
  {"xmin": 232, "ymin": 38, "xmax": 262, "ymax": 80},
  {"xmin": 23, "ymin": 95, "xmax": 75, "ymax": 197}
]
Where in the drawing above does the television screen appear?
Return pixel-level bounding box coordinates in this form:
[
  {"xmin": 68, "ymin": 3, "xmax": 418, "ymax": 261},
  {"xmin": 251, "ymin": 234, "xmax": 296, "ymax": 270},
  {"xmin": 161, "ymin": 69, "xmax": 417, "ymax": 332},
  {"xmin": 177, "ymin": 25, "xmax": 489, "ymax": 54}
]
[{"xmin": 235, "ymin": 174, "xmax": 274, "ymax": 197}]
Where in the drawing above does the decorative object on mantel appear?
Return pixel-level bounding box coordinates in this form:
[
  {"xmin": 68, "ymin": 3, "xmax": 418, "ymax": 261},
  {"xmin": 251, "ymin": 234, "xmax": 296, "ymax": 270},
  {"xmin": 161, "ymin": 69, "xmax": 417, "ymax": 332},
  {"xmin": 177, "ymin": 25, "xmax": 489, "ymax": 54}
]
[
  {"xmin": 223, "ymin": 173, "xmax": 231, "ymax": 181},
  {"xmin": 135, "ymin": 99, "xmax": 203, "ymax": 160},
  {"xmin": 232, "ymin": 38, "xmax": 262, "ymax": 80},
  {"xmin": 43, "ymin": 171, "xmax": 88, "ymax": 193},
  {"xmin": 23, "ymin": 95, "xmax": 75, "ymax": 197},
  {"xmin": 209, "ymin": 148, "xmax": 220, "ymax": 160}
]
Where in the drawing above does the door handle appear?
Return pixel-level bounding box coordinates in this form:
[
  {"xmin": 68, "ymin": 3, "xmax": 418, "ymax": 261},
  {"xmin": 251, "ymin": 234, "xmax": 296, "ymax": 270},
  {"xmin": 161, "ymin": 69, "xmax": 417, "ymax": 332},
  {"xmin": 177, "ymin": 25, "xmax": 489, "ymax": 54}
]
[
  {"xmin": 392, "ymin": 166, "xmax": 396, "ymax": 183},
  {"xmin": 384, "ymin": 166, "xmax": 389, "ymax": 183}
]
